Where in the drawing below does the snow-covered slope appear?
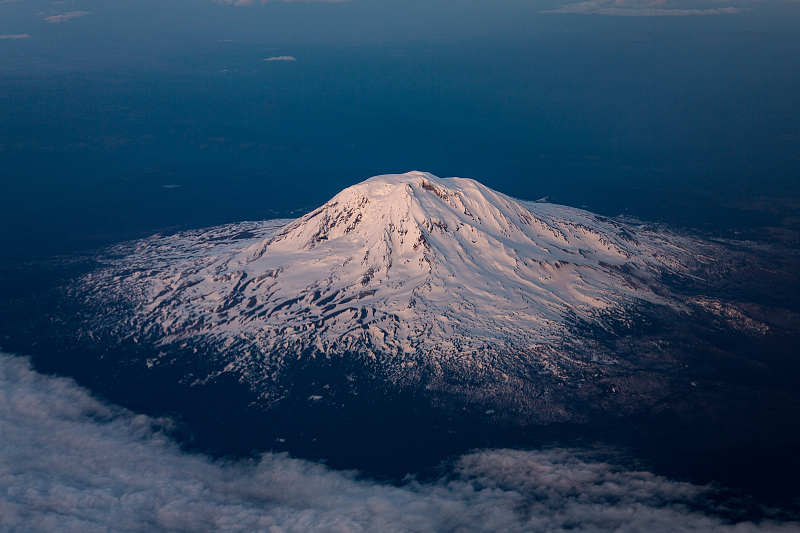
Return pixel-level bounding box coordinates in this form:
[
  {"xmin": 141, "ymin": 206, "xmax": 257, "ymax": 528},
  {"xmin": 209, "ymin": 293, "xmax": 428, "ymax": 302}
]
[{"xmin": 77, "ymin": 172, "xmax": 700, "ymax": 413}]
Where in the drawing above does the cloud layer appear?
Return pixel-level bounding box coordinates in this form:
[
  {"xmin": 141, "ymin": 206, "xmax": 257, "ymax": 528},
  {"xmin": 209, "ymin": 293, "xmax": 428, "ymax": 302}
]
[
  {"xmin": 43, "ymin": 11, "xmax": 89, "ymax": 23},
  {"xmin": 546, "ymin": 0, "xmax": 742, "ymax": 16},
  {"xmin": 264, "ymin": 56, "xmax": 297, "ymax": 61},
  {"xmin": 217, "ymin": 0, "xmax": 347, "ymax": 5},
  {"xmin": 0, "ymin": 34, "xmax": 30, "ymax": 39},
  {"xmin": 1, "ymin": 352, "xmax": 797, "ymax": 532}
]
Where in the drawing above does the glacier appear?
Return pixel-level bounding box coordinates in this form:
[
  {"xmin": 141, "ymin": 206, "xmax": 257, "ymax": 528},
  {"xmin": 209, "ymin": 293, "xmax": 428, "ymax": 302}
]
[{"xmin": 72, "ymin": 171, "xmax": 733, "ymax": 421}]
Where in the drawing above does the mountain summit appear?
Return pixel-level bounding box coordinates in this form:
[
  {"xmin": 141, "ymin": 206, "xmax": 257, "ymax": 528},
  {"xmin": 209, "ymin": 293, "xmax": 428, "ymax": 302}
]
[{"xmin": 77, "ymin": 172, "xmax": 703, "ymax": 418}]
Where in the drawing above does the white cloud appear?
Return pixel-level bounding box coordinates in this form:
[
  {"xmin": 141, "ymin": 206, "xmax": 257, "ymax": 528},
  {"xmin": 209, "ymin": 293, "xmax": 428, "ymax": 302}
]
[
  {"xmin": 545, "ymin": 0, "xmax": 742, "ymax": 16},
  {"xmin": 264, "ymin": 55, "xmax": 297, "ymax": 61},
  {"xmin": 0, "ymin": 351, "xmax": 797, "ymax": 532},
  {"xmin": 217, "ymin": 0, "xmax": 348, "ymax": 5},
  {"xmin": 43, "ymin": 10, "xmax": 89, "ymax": 23},
  {"xmin": 0, "ymin": 34, "xmax": 30, "ymax": 39}
]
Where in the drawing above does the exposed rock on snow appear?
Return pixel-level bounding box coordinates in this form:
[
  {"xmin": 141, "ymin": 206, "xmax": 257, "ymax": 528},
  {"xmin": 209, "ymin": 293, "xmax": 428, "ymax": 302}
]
[{"xmin": 75, "ymin": 172, "xmax": 724, "ymax": 418}]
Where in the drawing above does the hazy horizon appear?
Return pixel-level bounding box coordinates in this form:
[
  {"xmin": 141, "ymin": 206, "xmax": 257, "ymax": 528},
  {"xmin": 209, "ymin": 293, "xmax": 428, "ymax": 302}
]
[{"xmin": 3, "ymin": 0, "xmax": 800, "ymax": 257}]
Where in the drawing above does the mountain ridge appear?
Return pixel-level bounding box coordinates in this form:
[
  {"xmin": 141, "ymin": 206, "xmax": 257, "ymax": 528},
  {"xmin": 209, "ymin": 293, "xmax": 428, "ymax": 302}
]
[{"xmin": 73, "ymin": 171, "xmax": 718, "ymax": 418}]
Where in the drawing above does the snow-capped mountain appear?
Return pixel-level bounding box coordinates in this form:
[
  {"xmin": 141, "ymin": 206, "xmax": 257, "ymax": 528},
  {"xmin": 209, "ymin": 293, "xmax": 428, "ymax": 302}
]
[{"xmin": 76, "ymin": 172, "xmax": 706, "ymax": 417}]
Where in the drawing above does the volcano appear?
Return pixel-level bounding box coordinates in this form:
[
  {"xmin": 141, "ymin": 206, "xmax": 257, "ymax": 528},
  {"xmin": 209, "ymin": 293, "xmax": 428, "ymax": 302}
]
[{"xmin": 73, "ymin": 172, "xmax": 738, "ymax": 422}]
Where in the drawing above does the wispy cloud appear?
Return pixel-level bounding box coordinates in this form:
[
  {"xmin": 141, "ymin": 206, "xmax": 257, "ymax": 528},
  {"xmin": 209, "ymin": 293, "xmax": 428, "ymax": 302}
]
[
  {"xmin": 217, "ymin": 0, "xmax": 348, "ymax": 5},
  {"xmin": 43, "ymin": 10, "xmax": 89, "ymax": 23},
  {"xmin": 545, "ymin": 0, "xmax": 742, "ymax": 16},
  {"xmin": 1, "ymin": 352, "xmax": 797, "ymax": 532},
  {"xmin": 264, "ymin": 55, "xmax": 297, "ymax": 61},
  {"xmin": 0, "ymin": 34, "xmax": 30, "ymax": 39}
]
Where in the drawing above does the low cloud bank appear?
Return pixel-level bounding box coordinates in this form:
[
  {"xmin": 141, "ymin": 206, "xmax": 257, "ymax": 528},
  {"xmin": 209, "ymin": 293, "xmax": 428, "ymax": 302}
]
[
  {"xmin": 264, "ymin": 56, "xmax": 297, "ymax": 61},
  {"xmin": 0, "ymin": 34, "xmax": 30, "ymax": 39},
  {"xmin": 0, "ymin": 352, "xmax": 796, "ymax": 532},
  {"xmin": 217, "ymin": 0, "xmax": 347, "ymax": 5},
  {"xmin": 545, "ymin": 0, "xmax": 741, "ymax": 16}
]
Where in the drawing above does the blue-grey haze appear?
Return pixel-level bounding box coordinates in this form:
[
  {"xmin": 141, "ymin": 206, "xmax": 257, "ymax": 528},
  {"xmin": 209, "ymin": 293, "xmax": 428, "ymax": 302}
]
[{"xmin": 2, "ymin": 0, "xmax": 799, "ymax": 256}]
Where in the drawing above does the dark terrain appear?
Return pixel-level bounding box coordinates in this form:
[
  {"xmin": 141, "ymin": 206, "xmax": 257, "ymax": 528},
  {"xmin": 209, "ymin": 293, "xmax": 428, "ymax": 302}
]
[{"xmin": 1, "ymin": 201, "xmax": 799, "ymax": 517}]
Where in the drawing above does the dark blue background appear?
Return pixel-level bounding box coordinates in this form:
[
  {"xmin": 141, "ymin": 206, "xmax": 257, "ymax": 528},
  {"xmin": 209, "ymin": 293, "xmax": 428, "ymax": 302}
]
[{"xmin": 2, "ymin": 1, "xmax": 799, "ymax": 256}]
